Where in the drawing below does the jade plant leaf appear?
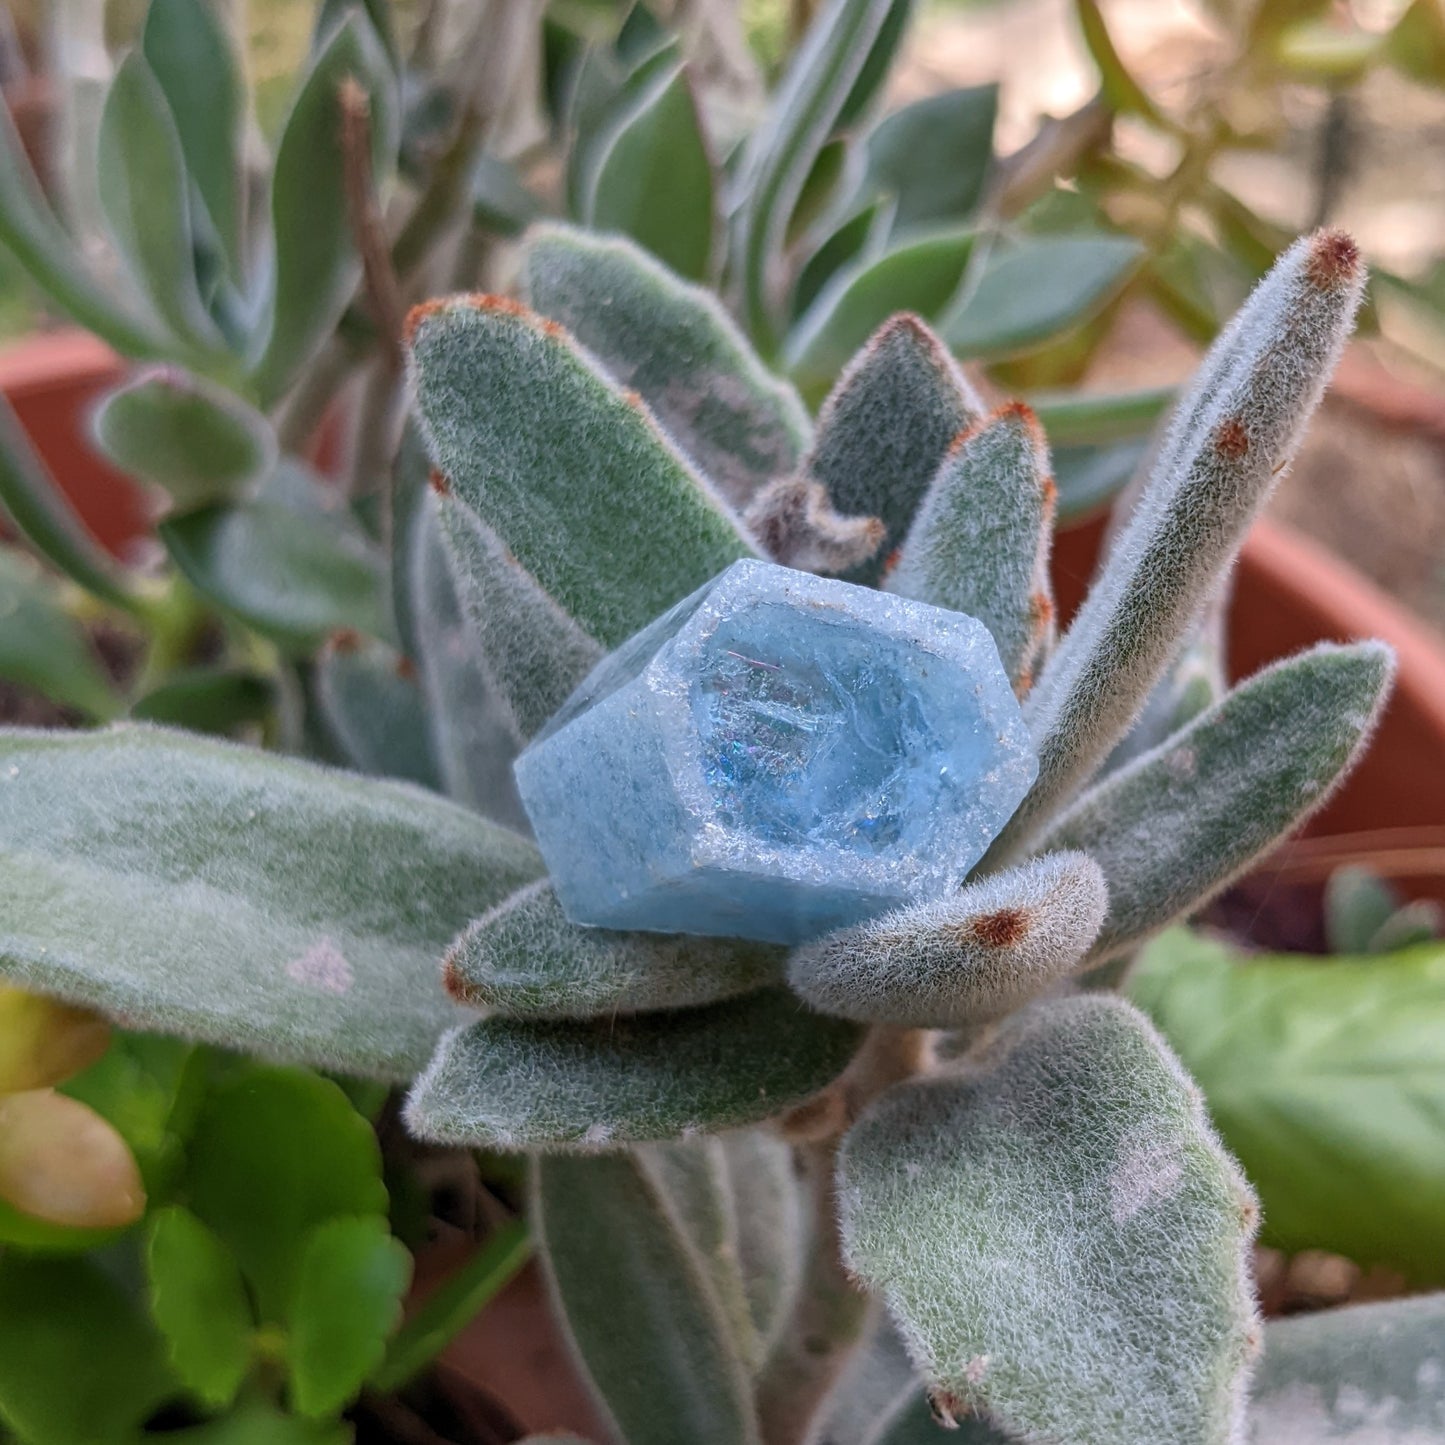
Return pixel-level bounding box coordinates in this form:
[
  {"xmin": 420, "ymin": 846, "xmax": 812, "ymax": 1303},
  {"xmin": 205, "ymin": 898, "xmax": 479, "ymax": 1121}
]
[
  {"xmin": 1042, "ymin": 643, "xmax": 1393, "ymax": 961},
  {"xmin": 407, "ymin": 293, "xmax": 754, "ymax": 650},
  {"xmin": 1130, "ymin": 927, "xmax": 1445, "ymax": 1283},
  {"xmin": 535, "ymin": 1152, "xmax": 761, "ymax": 1445},
  {"xmin": 804, "ymin": 314, "xmax": 982, "ymax": 587},
  {"xmin": 0, "ymin": 727, "xmax": 542, "ymax": 1077},
  {"xmin": 443, "ymin": 880, "xmax": 785, "ymax": 1020},
  {"xmin": 93, "ymin": 369, "xmax": 275, "ymax": 507},
  {"xmin": 146, "ymin": 1205, "xmax": 254, "ymax": 1410},
  {"xmin": 523, "ymin": 226, "xmax": 811, "ymax": 508},
  {"xmin": 788, "ymin": 852, "xmax": 1107, "ymax": 1027},
  {"xmin": 405, "ymin": 989, "xmax": 862, "ymax": 1149},
  {"xmin": 287, "ymin": 1215, "xmax": 412, "ymax": 1418},
  {"xmin": 130, "ymin": 666, "xmax": 275, "ymax": 736},
  {"xmin": 838, "ymin": 994, "xmax": 1259, "ymax": 1445}
]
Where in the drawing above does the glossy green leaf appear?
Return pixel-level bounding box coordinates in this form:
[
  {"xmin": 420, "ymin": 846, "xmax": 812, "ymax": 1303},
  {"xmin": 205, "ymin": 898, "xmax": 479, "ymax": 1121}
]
[
  {"xmin": 160, "ymin": 1401, "xmax": 351, "ymax": 1445},
  {"xmin": 839, "ymin": 994, "xmax": 1259, "ymax": 1445},
  {"xmin": 161, "ymin": 500, "xmax": 392, "ymax": 652},
  {"xmin": 405, "ymin": 989, "xmax": 861, "ymax": 1149},
  {"xmin": 146, "ymin": 1205, "xmax": 254, "ymax": 1409},
  {"xmin": 523, "ymin": 225, "xmax": 811, "ymax": 508},
  {"xmin": 1075, "ymin": 0, "xmax": 1167, "ymax": 122},
  {"xmin": 943, "ymin": 233, "xmax": 1143, "ymax": 359},
  {"xmin": 585, "ymin": 64, "xmax": 715, "ymax": 282},
  {"xmin": 370, "ymin": 1219, "xmax": 529, "ymax": 1392},
  {"xmin": 1028, "ymin": 385, "xmax": 1174, "ymax": 446},
  {"xmin": 188, "ymin": 1065, "xmax": 388, "ymax": 1319},
  {"xmin": 472, "ymin": 153, "xmax": 541, "ymax": 236},
  {"xmin": 1387, "ymin": 0, "xmax": 1445, "ymax": 85},
  {"xmin": 0, "ymin": 548, "xmax": 117, "ymax": 718},
  {"xmin": 1130, "ymin": 928, "xmax": 1445, "ymax": 1283},
  {"xmin": 445, "ymin": 879, "xmax": 785, "ymax": 1019},
  {"xmin": 288, "ymin": 1215, "xmax": 412, "ymax": 1417},
  {"xmin": 787, "ymin": 228, "xmax": 977, "ymax": 398},
  {"xmin": 0, "ymin": 1255, "xmax": 178, "ymax": 1445},
  {"xmin": 251, "ymin": 16, "xmax": 397, "ymax": 404},
  {"xmin": 97, "ymin": 53, "xmax": 221, "ymax": 351},
  {"xmin": 142, "ymin": 0, "xmax": 245, "ymax": 277},
  {"xmin": 407, "ymin": 294, "xmax": 753, "ymax": 650},
  {"xmin": 791, "ymin": 199, "xmax": 887, "ymax": 321},
  {"xmin": 0, "ymin": 727, "xmax": 541, "ymax": 1077},
  {"xmin": 93, "ymin": 369, "xmax": 275, "ymax": 507},
  {"xmin": 535, "ymin": 1152, "xmax": 761, "ymax": 1445},
  {"xmin": 130, "ymin": 666, "xmax": 275, "ymax": 736},
  {"xmin": 1051, "ymin": 437, "xmax": 1149, "ymax": 525}
]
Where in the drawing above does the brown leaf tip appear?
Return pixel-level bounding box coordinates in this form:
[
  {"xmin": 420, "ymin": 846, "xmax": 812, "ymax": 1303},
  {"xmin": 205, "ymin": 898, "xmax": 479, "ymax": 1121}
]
[
  {"xmin": 428, "ymin": 468, "xmax": 451, "ymax": 496},
  {"xmin": 394, "ymin": 655, "xmax": 418, "ymax": 683},
  {"xmin": 441, "ymin": 954, "xmax": 482, "ymax": 1008},
  {"xmin": 996, "ymin": 398, "xmax": 1047, "ymax": 448},
  {"xmin": 1214, "ymin": 417, "xmax": 1250, "ymax": 462},
  {"xmin": 1305, "ymin": 229, "xmax": 1361, "ymax": 290},
  {"xmin": 1015, "ymin": 665, "xmax": 1035, "ymax": 698},
  {"xmin": 1029, "ymin": 591, "xmax": 1055, "ymax": 626},
  {"xmin": 327, "ymin": 628, "xmax": 362, "ymax": 654},
  {"xmin": 945, "ymin": 417, "xmax": 987, "ymax": 459},
  {"xmin": 966, "ymin": 906, "xmax": 1031, "ymax": 948},
  {"xmin": 402, "ymin": 297, "xmax": 453, "ymax": 344},
  {"xmin": 1040, "ymin": 474, "xmax": 1058, "ymax": 509}
]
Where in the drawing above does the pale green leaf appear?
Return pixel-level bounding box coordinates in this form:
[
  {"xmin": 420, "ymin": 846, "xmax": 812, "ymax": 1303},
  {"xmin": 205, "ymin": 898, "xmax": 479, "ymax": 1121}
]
[
  {"xmin": 1324, "ymin": 865, "xmax": 1399, "ymax": 956},
  {"xmin": 130, "ymin": 666, "xmax": 274, "ymax": 736}
]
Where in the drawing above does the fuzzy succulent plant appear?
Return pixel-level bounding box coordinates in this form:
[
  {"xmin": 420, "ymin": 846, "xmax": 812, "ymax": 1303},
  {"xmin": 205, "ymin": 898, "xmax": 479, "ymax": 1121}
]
[{"xmin": 4, "ymin": 202, "xmax": 1440, "ymax": 1445}]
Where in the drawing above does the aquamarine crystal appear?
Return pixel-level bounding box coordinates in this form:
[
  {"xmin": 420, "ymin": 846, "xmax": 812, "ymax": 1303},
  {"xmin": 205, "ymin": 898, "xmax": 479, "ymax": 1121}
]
[{"xmin": 514, "ymin": 560, "xmax": 1037, "ymax": 945}]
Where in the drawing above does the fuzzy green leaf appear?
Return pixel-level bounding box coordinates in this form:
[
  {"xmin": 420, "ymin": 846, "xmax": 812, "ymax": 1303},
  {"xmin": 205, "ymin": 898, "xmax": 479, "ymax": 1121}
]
[
  {"xmin": 943, "ymin": 233, "xmax": 1143, "ymax": 359},
  {"xmin": 146, "ymin": 1205, "xmax": 254, "ymax": 1410},
  {"xmin": 989, "ymin": 230, "xmax": 1366, "ymax": 857},
  {"xmin": 585, "ymin": 64, "xmax": 715, "ymax": 282},
  {"xmin": 161, "ymin": 500, "xmax": 392, "ymax": 653},
  {"xmin": 407, "ymin": 295, "xmax": 754, "ymax": 651},
  {"xmin": 444, "ymin": 880, "xmax": 785, "ymax": 1020},
  {"xmin": 314, "ymin": 633, "xmax": 441, "ymax": 790},
  {"xmin": 1041, "ymin": 643, "xmax": 1393, "ymax": 961},
  {"xmin": 804, "ymin": 314, "xmax": 982, "ymax": 587},
  {"xmin": 188, "ymin": 1065, "xmax": 388, "ymax": 1320},
  {"xmin": 405, "ymin": 990, "xmax": 861, "ymax": 1149},
  {"xmin": 98, "ymin": 53, "xmax": 221, "ymax": 352},
  {"xmin": 93, "ymin": 369, "xmax": 274, "ymax": 507},
  {"xmin": 733, "ymin": 0, "xmax": 914, "ymax": 344},
  {"xmin": 0, "ymin": 727, "xmax": 541, "ymax": 1077},
  {"xmin": 252, "ymin": 16, "xmax": 397, "ymax": 404},
  {"xmin": 437, "ymin": 494, "xmax": 601, "ymax": 741},
  {"xmin": 787, "ymin": 229, "xmax": 977, "ymax": 400},
  {"xmin": 789, "ymin": 852, "xmax": 1107, "ymax": 1027},
  {"xmin": 0, "ymin": 549, "xmax": 118, "ymax": 719},
  {"xmin": 0, "ymin": 1255, "xmax": 178, "ymax": 1445},
  {"xmin": 535, "ymin": 1152, "xmax": 762, "ymax": 1445},
  {"xmin": 839, "ymin": 994, "xmax": 1259, "ymax": 1445},
  {"xmin": 1130, "ymin": 928, "xmax": 1445, "ymax": 1283},
  {"xmin": 886, "ymin": 401, "xmax": 1055, "ymax": 687},
  {"xmin": 523, "ymin": 226, "xmax": 811, "ymax": 508},
  {"xmin": 142, "ymin": 0, "xmax": 245, "ymax": 278},
  {"xmin": 1248, "ymin": 1294, "xmax": 1445, "ymax": 1442},
  {"xmin": 288, "ymin": 1215, "xmax": 412, "ymax": 1418}
]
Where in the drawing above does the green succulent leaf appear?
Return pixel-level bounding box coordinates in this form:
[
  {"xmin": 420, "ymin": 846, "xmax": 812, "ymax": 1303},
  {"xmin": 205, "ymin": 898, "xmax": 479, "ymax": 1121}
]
[
  {"xmin": 1041, "ymin": 643, "xmax": 1393, "ymax": 961},
  {"xmin": 161, "ymin": 500, "xmax": 393, "ymax": 653},
  {"xmin": 0, "ymin": 1255, "xmax": 178, "ymax": 1445},
  {"xmin": 1248, "ymin": 1294, "xmax": 1445, "ymax": 1441},
  {"xmin": 407, "ymin": 293, "xmax": 754, "ymax": 650},
  {"xmin": 1051, "ymin": 437, "xmax": 1150, "ymax": 526},
  {"xmin": 314, "ymin": 632, "xmax": 442, "ymax": 790},
  {"xmin": 130, "ymin": 666, "xmax": 275, "ymax": 735},
  {"xmin": 0, "ymin": 548, "xmax": 117, "ymax": 719},
  {"xmin": 92, "ymin": 369, "xmax": 275, "ymax": 507},
  {"xmin": 789, "ymin": 852, "xmax": 1107, "ymax": 1027},
  {"xmin": 1130, "ymin": 927, "xmax": 1445, "ymax": 1284},
  {"xmin": 804, "ymin": 314, "xmax": 982, "ymax": 587},
  {"xmin": 792, "ymin": 199, "xmax": 888, "ymax": 321},
  {"xmin": 188, "ymin": 1064, "xmax": 388, "ymax": 1320},
  {"xmin": 722, "ymin": 1129, "xmax": 805, "ymax": 1360},
  {"xmin": 1028, "ymin": 385, "xmax": 1175, "ymax": 447},
  {"xmin": 839, "ymin": 994, "xmax": 1259, "ymax": 1445},
  {"xmin": 886, "ymin": 401, "xmax": 1055, "ymax": 687},
  {"xmin": 146, "ymin": 1205, "xmax": 254, "ymax": 1410},
  {"xmin": 535, "ymin": 1151, "xmax": 762, "ymax": 1445},
  {"xmin": 787, "ymin": 228, "xmax": 977, "ymax": 400},
  {"xmin": 584, "ymin": 64, "xmax": 716, "ymax": 282},
  {"xmin": 0, "ymin": 726, "xmax": 541, "ymax": 1077},
  {"xmin": 154, "ymin": 1402, "xmax": 351, "ymax": 1445},
  {"xmin": 444, "ymin": 880, "xmax": 785, "ymax": 1020},
  {"xmin": 142, "ymin": 0, "xmax": 245, "ymax": 279},
  {"xmin": 251, "ymin": 15, "xmax": 397, "ymax": 404},
  {"xmin": 943, "ymin": 233, "xmax": 1143, "ymax": 359},
  {"xmin": 989, "ymin": 229, "xmax": 1366, "ymax": 857},
  {"xmin": 1324, "ymin": 864, "xmax": 1401, "ymax": 955},
  {"xmin": 288, "ymin": 1214, "xmax": 412, "ymax": 1418},
  {"xmin": 405, "ymin": 990, "xmax": 862, "ymax": 1149},
  {"xmin": 523, "ymin": 226, "xmax": 811, "ymax": 508}
]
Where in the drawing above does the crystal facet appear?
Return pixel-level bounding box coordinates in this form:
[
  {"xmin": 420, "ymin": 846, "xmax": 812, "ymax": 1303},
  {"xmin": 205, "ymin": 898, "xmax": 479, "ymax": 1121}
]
[{"xmin": 514, "ymin": 560, "xmax": 1038, "ymax": 944}]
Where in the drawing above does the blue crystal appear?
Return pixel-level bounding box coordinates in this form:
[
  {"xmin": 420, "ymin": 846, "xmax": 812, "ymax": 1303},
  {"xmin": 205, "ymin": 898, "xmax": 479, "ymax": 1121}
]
[{"xmin": 514, "ymin": 560, "xmax": 1038, "ymax": 945}]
